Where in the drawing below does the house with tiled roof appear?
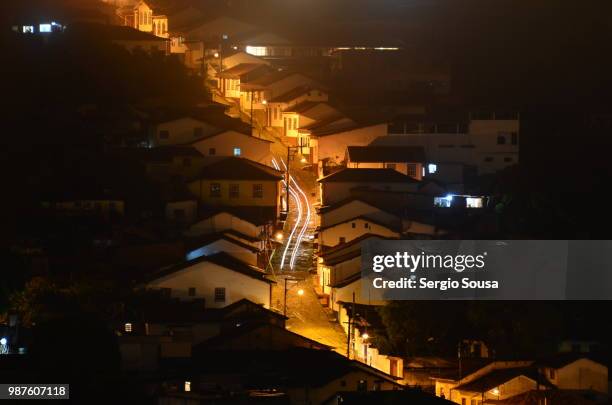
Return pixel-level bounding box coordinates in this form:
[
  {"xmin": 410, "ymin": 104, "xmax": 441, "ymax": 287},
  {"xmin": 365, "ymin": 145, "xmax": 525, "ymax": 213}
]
[
  {"xmin": 186, "ymin": 157, "xmax": 283, "ymax": 223},
  {"xmin": 188, "ymin": 129, "xmax": 273, "ymax": 166},
  {"xmin": 141, "ymin": 252, "xmax": 274, "ymax": 308},
  {"xmin": 310, "ymin": 121, "xmax": 390, "ymax": 176},
  {"xmin": 346, "ymin": 145, "xmax": 426, "ymax": 180},
  {"xmin": 217, "ymin": 63, "xmax": 272, "ymax": 99},
  {"xmin": 318, "ymin": 168, "xmax": 420, "ymax": 205}
]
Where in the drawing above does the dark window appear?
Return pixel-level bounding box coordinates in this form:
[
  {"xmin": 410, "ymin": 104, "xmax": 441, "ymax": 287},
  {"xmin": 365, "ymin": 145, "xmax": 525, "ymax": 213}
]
[
  {"xmin": 357, "ymin": 379, "xmax": 367, "ymax": 392},
  {"xmin": 497, "ymin": 134, "xmax": 506, "ymax": 145},
  {"xmin": 214, "ymin": 287, "xmax": 226, "ymax": 302},
  {"xmin": 549, "ymin": 368, "xmax": 556, "ymax": 379},
  {"xmin": 188, "ymin": 287, "xmax": 196, "ymax": 296},
  {"xmin": 229, "ymin": 184, "xmax": 239, "ymax": 198},
  {"xmin": 174, "ymin": 209, "xmax": 185, "ymax": 219},
  {"xmin": 364, "ymin": 223, "xmax": 369, "ymax": 229},
  {"xmin": 511, "ymin": 132, "xmax": 518, "ymax": 145},
  {"xmin": 159, "ymin": 130, "xmax": 169, "ymax": 139},
  {"xmin": 210, "ymin": 183, "xmax": 221, "ymax": 197},
  {"xmin": 339, "ymin": 237, "xmax": 346, "ymax": 244},
  {"xmin": 194, "ymin": 127, "xmax": 203, "ymax": 137},
  {"xmin": 161, "ymin": 287, "xmax": 172, "ymax": 297},
  {"xmin": 504, "ymin": 157, "xmax": 513, "ymax": 162},
  {"xmin": 209, "ymin": 148, "xmax": 216, "ymax": 155},
  {"xmin": 351, "ymin": 222, "xmax": 356, "ymax": 228},
  {"xmin": 484, "ymin": 157, "xmax": 494, "ymax": 162},
  {"xmin": 385, "ymin": 163, "xmax": 396, "ymax": 170},
  {"xmin": 253, "ymin": 184, "xmax": 263, "ymax": 198},
  {"xmin": 340, "ymin": 380, "xmax": 346, "ymax": 387},
  {"xmin": 183, "ymin": 158, "xmax": 191, "ymax": 167},
  {"xmin": 461, "ymin": 398, "xmax": 467, "ymax": 405}
]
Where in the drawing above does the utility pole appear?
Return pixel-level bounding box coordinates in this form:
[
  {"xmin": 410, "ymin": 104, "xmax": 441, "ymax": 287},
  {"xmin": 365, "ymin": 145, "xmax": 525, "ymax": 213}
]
[
  {"xmin": 286, "ymin": 146, "xmax": 291, "ymax": 212},
  {"xmin": 283, "ymin": 277, "xmax": 288, "ymax": 316},
  {"xmin": 250, "ymin": 90, "xmax": 254, "ymax": 130},
  {"xmin": 284, "ymin": 145, "xmax": 300, "ymax": 213}
]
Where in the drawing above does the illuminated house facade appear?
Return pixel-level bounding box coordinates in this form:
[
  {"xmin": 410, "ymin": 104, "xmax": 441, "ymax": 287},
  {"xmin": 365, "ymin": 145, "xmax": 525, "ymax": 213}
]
[
  {"xmin": 142, "ymin": 252, "xmax": 273, "ymax": 308},
  {"xmin": 384, "ymin": 112, "xmax": 520, "ymax": 175},
  {"xmin": 117, "ymin": 0, "xmax": 168, "ymax": 38}
]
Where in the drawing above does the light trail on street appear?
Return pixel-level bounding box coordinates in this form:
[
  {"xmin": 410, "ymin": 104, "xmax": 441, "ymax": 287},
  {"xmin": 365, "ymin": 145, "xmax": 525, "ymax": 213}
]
[
  {"xmin": 281, "ymin": 158, "xmax": 312, "ymax": 270},
  {"xmin": 272, "ymin": 158, "xmax": 303, "ymax": 270}
]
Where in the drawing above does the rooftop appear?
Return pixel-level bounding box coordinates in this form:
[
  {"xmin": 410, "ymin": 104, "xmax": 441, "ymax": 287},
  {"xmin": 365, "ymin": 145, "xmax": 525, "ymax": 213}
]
[
  {"xmin": 269, "ymin": 85, "xmax": 327, "ymax": 103},
  {"xmin": 454, "ymin": 367, "xmax": 543, "ymax": 393},
  {"xmin": 66, "ymin": 22, "xmax": 169, "ymax": 42},
  {"xmin": 217, "ymin": 63, "xmax": 270, "ymax": 79},
  {"xmin": 318, "ymin": 168, "xmax": 420, "ymax": 184},
  {"xmin": 347, "ymin": 145, "xmax": 426, "ymax": 163},
  {"xmin": 192, "ymin": 157, "xmax": 283, "ymax": 181},
  {"xmin": 143, "ymin": 252, "xmax": 273, "ymax": 285}
]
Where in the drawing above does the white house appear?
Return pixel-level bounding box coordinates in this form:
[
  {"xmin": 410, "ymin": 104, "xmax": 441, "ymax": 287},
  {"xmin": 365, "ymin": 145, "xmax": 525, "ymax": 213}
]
[
  {"xmin": 142, "ymin": 252, "xmax": 274, "ymax": 308},
  {"xmin": 240, "ymin": 72, "xmax": 321, "ymax": 113},
  {"xmin": 217, "ymin": 63, "xmax": 271, "ymax": 100},
  {"xmin": 318, "ymin": 216, "xmax": 401, "ymax": 250},
  {"xmin": 318, "ymin": 197, "xmax": 402, "ymax": 230},
  {"xmin": 266, "ymin": 86, "xmax": 329, "ymax": 128},
  {"xmin": 184, "ymin": 232, "xmax": 260, "ymax": 265},
  {"xmin": 318, "ymin": 168, "xmax": 420, "ymax": 206},
  {"xmin": 186, "ymin": 210, "xmax": 265, "ymax": 243},
  {"xmin": 346, "ymin": 145, "xmax": 426, "ymax": 180},
  {"xmin": 433, "ymin": 361, "xmax": 540, "ymax": 404},
  {"xmin": 311, "ymin": 123, "xmax": 389, "ymax": 177},
  {"xmin": 148, "ymin": 117, "xmax": 218, "ymax": 146},
  {"xmin": 189, "ymin": 130, "xmax": 273, "ymax": 166},
  {"xmin": 222, "ymin": 51, "xmax": 270, "ymax": 70},
  {"xmin": 385, "ymin": 112, "xmax": 520, "ymax": 175},
  {"xmin": 117, "ymin": 1, "xmax": 168, "ymax": 38},
  {"xmin": 537, "ymin": 355, "xmax": 608, "ymax": 394}
]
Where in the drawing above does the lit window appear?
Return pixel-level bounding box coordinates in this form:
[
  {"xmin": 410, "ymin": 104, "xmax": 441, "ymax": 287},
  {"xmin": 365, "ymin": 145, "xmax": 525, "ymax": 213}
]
[
  {"xmin": 233, "ymin": 147, "xmax": 241, "ymax": 156},
  {"xmin": 434, "ymin": 195, "xmax": 453, "ymax": 208},
  {"xmin": 406, "ymin": 164, "xmax": 417, "ymax": 177},
  {"xmin": 184, "ymin": 381, "xmax": 191, "ymax": 392},
  {"xmin": 428, "ymin": 163, "xmax": 438, "ymax": 174},
  {"xmin": 124, "ymin": 323, "xmax": 132, "ymax": 332},
  {"xmin": 466, "ymin": 198, "xmax": 483, "ymax": 208},
  {"xmin": 23, "ymin": 26, "xmax": 34, "ymax": 33},
  {"xmin": 39, "ymin": 24, "xmax": 52, "ymax": 33},
  {"xmin": 246, "ymin": 46, "xmax": 267, "ymax": 56}
]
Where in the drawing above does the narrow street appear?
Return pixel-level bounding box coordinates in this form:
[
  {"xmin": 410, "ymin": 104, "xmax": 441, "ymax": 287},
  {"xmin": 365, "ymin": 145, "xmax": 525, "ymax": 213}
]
[{"xmin": 218, "ymin": 94, "xmax": 349, "ymax": 354}]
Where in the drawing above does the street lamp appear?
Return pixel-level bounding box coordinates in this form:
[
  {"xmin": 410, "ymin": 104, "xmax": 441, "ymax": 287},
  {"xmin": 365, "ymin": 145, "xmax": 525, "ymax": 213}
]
[
  {"xmin": 275, "ymin": 231, "xmax": 284, "ymax": 242},
  {"xmin": 283, "ymin": 276, "xmax": 305, "ymax": 316}
]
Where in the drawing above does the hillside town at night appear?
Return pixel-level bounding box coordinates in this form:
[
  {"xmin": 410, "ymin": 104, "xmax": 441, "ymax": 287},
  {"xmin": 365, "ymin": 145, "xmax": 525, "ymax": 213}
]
[{"xmin": 1, "ymin": 0, "xmax": 610, "ymax": 403}]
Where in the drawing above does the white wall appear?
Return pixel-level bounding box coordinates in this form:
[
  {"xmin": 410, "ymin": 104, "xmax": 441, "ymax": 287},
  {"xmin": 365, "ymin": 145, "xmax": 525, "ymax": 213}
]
[
  {"xmin": 186, "ymin": 212, "xmax": 263, "ymax": 240},
  {"xmin": 191, "ymin": 130, "xmax": 272, "ymax": 165},
  {"xmin": 319, "ymin": 218, "xmax": 399, "ymax": 248},
  {"xmin": 151, "ymin": 118, "xmax": 217, "ymax": 146},
  {"xmin": 146, "ymin": 261, "xmax": 270, "ymax": 308},
  {"xmin": 186, "ymin": 238, "xmax": 258, "ymax": 265},
  {"xmin": 321, "ymin": 181, "xmax": 419, "ymax": 205},
  {"xmin": 316, "ymin": 124, "xmax": 388, "ymax": 166},
  {"xmin": 320, "ymin": 200, "xmax": 400, "ymax": 229},
  {"xmin": 550, "ymin": 359, "xmax": 608, "ymax": 394}
]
